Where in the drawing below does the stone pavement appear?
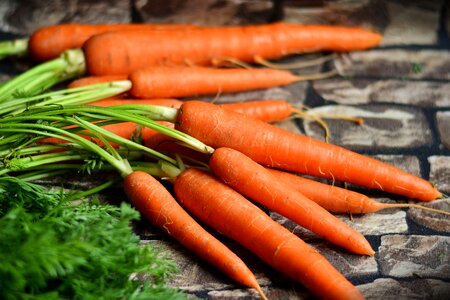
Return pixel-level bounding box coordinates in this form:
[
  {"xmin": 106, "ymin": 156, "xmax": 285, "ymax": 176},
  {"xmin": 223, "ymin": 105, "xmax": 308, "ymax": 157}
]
[{"xmin": 0, "ymin": 0, "xmax": 449, "ymax": 299}]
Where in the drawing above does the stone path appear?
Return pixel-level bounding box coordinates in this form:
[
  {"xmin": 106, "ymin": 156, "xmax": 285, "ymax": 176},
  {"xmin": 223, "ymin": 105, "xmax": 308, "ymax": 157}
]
[{"xmin": 0, "ymin": 0, "xmax": 449, "ymax": 299}]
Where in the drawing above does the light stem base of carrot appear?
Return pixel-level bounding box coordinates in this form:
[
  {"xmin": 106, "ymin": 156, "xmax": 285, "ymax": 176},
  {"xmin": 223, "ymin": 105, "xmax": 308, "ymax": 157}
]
[{"xmin": 0, "ymin": 38, "xmax": 28, "ymax": 60}]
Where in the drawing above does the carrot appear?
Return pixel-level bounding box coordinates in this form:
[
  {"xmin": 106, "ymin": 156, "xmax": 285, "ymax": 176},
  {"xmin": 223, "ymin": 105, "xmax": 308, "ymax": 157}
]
[
  {"xmin": 123, "ymin": 171, "xmax": 266, "ymax": 298},
  {"xmin": 209, "ymin": 147, "xmax": 374, "ymax": 255},
  {"xmin": 128, "ymin": 66, "xmax": 333, "ymax": 99},
  {"xmin": 174, "ymin": 101, "xmax": 441, "ymax": 201},
  {"xmin": 83, "ymin": 22, "xmax": 382, "ymax": 75},
  {"xmin": 89, "ymin": 98, "xmax": 183, "ymax": 108},
  {"xmin": 174, "ymin": 168, "xmax": 364, "ymax": 300},
  {"xmin": 28, "ymin": 23, "xmax": 200, "ymax": 61},
  {"xmin": 68, "ymin": 75, "xmax": 128, "ymax": 89},
  {"xmin": 268, "ymin": 168, "xmax": 450, "ymax": 215}
]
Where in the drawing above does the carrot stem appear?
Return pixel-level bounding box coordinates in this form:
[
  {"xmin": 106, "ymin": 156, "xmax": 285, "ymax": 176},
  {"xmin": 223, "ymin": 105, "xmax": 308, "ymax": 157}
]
[
  {"xmin": 0, "ymin": 48, "xmax": 86, "ymax": 101},
  {"xmin": 0, "ymin": 38, "xmax": 28, "ymax": 59}
]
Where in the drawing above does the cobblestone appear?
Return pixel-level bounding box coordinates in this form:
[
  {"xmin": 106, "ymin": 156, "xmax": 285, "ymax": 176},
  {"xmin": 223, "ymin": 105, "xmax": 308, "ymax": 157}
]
[
  {"xmin": 303, "ymin": 105, "xmax": 432, "ymax": 149},
  {"xmin": 378, "ymin": 235, "xmax": 450, "ymax": 278},
  {"xmin": 436, "ymin": 111, "xmax": 450, "ymax": 150},
  {"xmin": 313, "ymin": 78, "xmax": 450, "ymax": 107}
]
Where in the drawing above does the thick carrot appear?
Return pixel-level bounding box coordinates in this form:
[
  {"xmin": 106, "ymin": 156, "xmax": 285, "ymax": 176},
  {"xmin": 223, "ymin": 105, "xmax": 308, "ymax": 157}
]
[
  {"xmin": 83, "ymin": 22, "xmax": 382, "ymax": 75},
  {"xmin": 174, "ymin": 168, "xmax": 364, "ymax": 300},
  {"xmin": 268, "ymin": 168, "xmax": 450, "ymax": 215},
  {"xmin": 209, "ymin": 147, "xmax": 374, "ymax": 255},
  {"xmin": 123, "ymin": 171, "xmax": 266, "ymax": 298},
  {"xmin": 129, "ymin": 67, "xmax": 310, "ymax": 98},
  {"xmin": 28, "ymin": 23, "xmax": 200, "ymax": 61},
  {"xmin": 174, "ymin": 101, "xmax": 441, "ymax": 201}
]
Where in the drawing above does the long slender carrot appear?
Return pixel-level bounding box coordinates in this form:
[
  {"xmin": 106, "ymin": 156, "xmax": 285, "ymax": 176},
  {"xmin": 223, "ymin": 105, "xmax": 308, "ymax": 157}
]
[
  {"xmin": 173, "ymin": 101, "xmax": 441, "ymax": 201},
  {"xmin": 83, "ymin": 22, "xmax": 382, "ymax": 75},
  {"xmin": 209, "ymin": 147, "xmax": 374, "ymax": 255},
  {"xmin": 28, "ymin": 23, "xmax": 200, "ymax": 61},
  {"xmin": 123, "ymin": 171, "xmax": 266, "ymax": 298},
  {"xmin": 268, "ymin": 168, "xmax": 450, "ymax": 215},
  {"xmin": 89, "ymin": 98, "xmax": 183, "ymax": 108},
  {"xmin": 68, "ymin": 75, "xmax": 128, "ymax": 89},
  {"xmin": 174, "ymin": 168, "xmax": 364, "ymax": 300},
  {"xmin": 128, "ymin": 66, "xmax": 332, "ymax": 98}
]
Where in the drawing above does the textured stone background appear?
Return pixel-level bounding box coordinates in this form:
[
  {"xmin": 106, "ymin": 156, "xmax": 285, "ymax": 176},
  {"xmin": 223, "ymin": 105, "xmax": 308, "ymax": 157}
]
[{"xmin": 0, "ymin": 0, "xmax": 449, "ymax": 299}]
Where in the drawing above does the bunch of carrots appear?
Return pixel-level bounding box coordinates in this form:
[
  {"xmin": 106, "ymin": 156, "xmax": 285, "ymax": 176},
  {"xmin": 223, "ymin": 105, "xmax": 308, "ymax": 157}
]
[{"xmin": 1, "ymin": 21, "xmax": 447, "ymax": 300}]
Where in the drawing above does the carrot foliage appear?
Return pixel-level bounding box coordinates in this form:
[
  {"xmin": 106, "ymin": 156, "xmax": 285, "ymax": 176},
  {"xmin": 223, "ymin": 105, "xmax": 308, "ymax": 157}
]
[{"xmin": 0, "ymin": 177, "xmax": 187, "ymax": 300}]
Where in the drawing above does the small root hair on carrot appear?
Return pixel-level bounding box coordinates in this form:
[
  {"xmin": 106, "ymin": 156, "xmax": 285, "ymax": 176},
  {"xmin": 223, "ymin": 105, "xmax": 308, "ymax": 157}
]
[{"xmin": 254, "ymin": 52, "xmax": 337, "ymax": 70}]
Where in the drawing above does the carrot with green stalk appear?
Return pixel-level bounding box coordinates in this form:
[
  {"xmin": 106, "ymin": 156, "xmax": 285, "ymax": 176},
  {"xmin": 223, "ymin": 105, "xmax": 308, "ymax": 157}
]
[
  {"xmin": 0, "ymin": 104, "xmax": 267, "ymax": 298},
  {"xmin": 129, "ymin": 100, "xmax": 440, "ymax": 201},
  {"xmin": 0, "ymin": 22, "xmax": 382, "ymax": 100}
]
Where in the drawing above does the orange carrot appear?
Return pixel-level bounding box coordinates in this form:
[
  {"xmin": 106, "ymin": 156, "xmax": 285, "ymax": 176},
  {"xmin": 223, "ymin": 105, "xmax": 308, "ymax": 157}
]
[
  {"xmin": 83, "ymin": 22, "xmax": 382, "ymax": 75},
  {"xmin": 68, "ymin": 75, "xmax": 128, "ymax": 89},
  {"xmin": 268, "ymin": 168, "xmax": 450, "ymax": 215},
  {"xmin": 174, "ymin": 168, "xmax": 364, "ymax": 300},
  {"xmin": 28, "ymin": 23, "xmax": 200, "ymax": 61},
  {"xmin": 123, "ymin": 171, "xmax": 266, "ymax": 298},
  {"xmin": 174, "ymin": 101, "xmax": 441, "ymax": 201},
  {"xmin": 219, "ymin": 99, "xmax": 293, "ymax": 123},
  {"xmin": 89, "ymin": 98, "xmax": 183, "ymax": 108},
  {"xmin": 129, "ymin": 67, "xmax": 306, "ymax": 98},
  {"xmin": 209, "ymin": 147, "xmax": 374, "ymax": 255}
]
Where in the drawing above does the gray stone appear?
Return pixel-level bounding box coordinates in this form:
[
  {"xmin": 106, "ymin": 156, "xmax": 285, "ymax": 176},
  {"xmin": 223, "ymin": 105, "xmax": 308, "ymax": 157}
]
[
  {"xmin": 436, "ymin": 112, "xmax": 450, "ymax": 150},
  {"xmin": 334, "ymin": 50, "xmax": 450, "ymax": 80},
  {"xmin": 336, "ymin": 209, "xmax": 408, "ymax": 235},
  {"xmin": 358, "ymin": 278, "xmax": 450, "ymax": 300},
  {"xmin": 302, "ymin": 105, "xmax": 432, "ymax": 149},
  {"xmin": 310, "ymin": 242, "xmax": 378, "ymax": 278},
  {"xmin": 134, "ymin": 0, "xmax": 274, "ymax": 26},
  {"xmin": 408, "ymin": 199, "xmax": 450, "ymax": 232},
  {"xmin": 381, "ymin": 0, "xmax": 441, "ymax": 46},
  {"xmin": 429, "ymin": 156, "xmax": 450, "ymax": 194},
  {"xmin": 283, "ymin": 0, "xmax": 387, "ymax": 32},
  {"xmin": 378, "ymin": 235, "xmax": 450, "ymax": 278},
  {"xmin": 313, "ymin": 78, "xmax": 450, "ymax": 107},
  {"xmin": 0, "ymin": 0, "xmax": 130, "ymax": 35}
]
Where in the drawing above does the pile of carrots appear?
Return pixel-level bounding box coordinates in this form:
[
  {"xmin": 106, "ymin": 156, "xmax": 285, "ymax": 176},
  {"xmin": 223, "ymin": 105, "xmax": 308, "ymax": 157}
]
[{"xmin": 2, "ymin": 21, "xmax": 447, "ymax": 300}]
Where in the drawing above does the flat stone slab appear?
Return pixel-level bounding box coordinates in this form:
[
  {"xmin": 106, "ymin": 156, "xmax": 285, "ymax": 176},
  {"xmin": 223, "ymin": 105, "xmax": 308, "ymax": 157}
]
[
  {"xmin": 358, "ymin": 278, "xmax": 450, "ymax": 300},
  {"xmin": 334, "ymin": 49, "xmax": 450, "ymax": 80},
  {"xmin": 303, "ymin": 105, "xmax": 432, "ymax": 149},
  {"xmin": 436, "ymin": 112, "xmax": 450, "ymax": 151},
  {"xmin": 313, "ymin": 78, "xmax": 450, "ymax": 107},
  {"xmin": 428, "ymin": 156, "xmax": 450, "ymax": 194},
  {"xmin": 378, "ymin": 235, "xmax": 450, "ymax": 278},
  {"xmin": 408, "ymin": 199, "xmax": 450, "ymax": 232},
  {"xmin": 0, "ymin": 0, "xmax": 131, "ymax": 35}
]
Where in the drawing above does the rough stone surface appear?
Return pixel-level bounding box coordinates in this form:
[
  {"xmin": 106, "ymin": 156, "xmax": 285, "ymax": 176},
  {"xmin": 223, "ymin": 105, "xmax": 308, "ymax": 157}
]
[
  {"xmin": 358, "ymin": 278, "xmax": 450, "ymax": 300},
  {"xmin": 408, "ymin": 199, "xmax": 450, "ymax": 232},
  {"xmin": 134, "ymin": 0, "xmax": 275, "ymax": 25},
  {"xmin": 0, "ymin": 0, "xmax": 131, "ymax": 35},
  {"xmin": 378, "ymin": 235, "xmax": 450, "ymax": 278},
  {"xmin": 436, "ymin": 111, "xmax": 450, "ymax": 150},
  {"xmin": 313, "ymin": 78, "xmax": 450, "ymax": 107},
  {"xmin": 429, "ymin": 156, "xmax": 450, "ymax": 194},
  {"xmin": 334, "ymin": 49, "xmax": 450, "ymax": 80},
  {"xmin": 303, "ymin": 105, "xmax": 432, "ymax": 149}
]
